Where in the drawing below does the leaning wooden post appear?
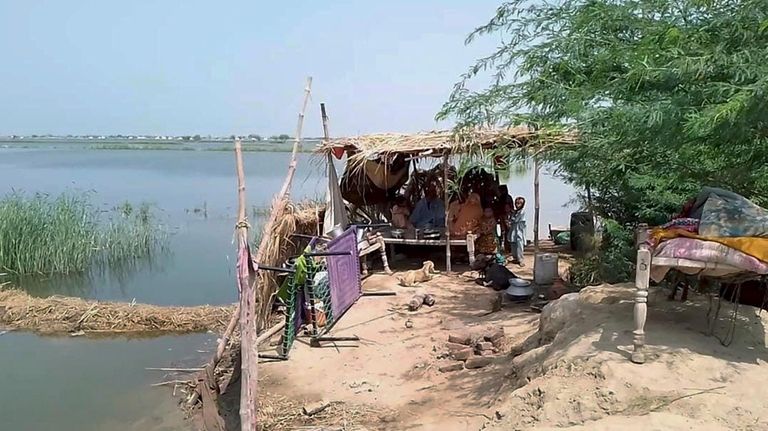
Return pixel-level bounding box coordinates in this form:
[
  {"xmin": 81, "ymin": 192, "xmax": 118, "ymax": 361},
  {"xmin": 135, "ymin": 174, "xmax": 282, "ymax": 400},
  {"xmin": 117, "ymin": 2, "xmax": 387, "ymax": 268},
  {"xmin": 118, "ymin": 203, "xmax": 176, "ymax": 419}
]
[
  {"xmin": 187, "ymin": 77, "xmax": 313, "ymax": 413},
  {"xmin": 234, "ymin": 138, "xmax": 258, "ymax": 430},
  {"xmin": 443, "ymin": 152, "xmax": 451, "ymax": 272},
  {"xmin": 632, "ymin": 227, "xmax": 651, "ymax": 364},
  {"xmin": 533, "ymin": 156, "xmax": 540, "ymax": 253}
]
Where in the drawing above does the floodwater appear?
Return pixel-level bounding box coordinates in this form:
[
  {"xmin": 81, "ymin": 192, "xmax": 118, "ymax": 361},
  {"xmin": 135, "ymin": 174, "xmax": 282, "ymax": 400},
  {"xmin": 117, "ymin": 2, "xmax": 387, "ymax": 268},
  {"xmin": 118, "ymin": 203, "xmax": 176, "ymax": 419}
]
[{"xmin": 0, "ymin": 145, "xmax": 575, "ymax": 430}]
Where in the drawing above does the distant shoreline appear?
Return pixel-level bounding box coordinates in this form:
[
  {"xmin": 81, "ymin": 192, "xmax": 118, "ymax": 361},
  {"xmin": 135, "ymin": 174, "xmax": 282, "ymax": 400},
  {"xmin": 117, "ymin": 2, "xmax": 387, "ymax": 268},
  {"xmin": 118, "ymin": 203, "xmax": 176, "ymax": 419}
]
[{"xmin": 0, "ymin": 138, "xmax": 321, "ymax": 153}]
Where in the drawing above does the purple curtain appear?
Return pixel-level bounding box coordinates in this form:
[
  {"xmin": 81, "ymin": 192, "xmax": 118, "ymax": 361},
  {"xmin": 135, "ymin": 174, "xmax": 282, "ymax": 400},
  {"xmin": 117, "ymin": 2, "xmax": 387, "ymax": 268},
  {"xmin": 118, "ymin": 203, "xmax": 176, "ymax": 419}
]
[{"xmin": 327, "ymin": 227, "xmax": 362, "ymax": 318}]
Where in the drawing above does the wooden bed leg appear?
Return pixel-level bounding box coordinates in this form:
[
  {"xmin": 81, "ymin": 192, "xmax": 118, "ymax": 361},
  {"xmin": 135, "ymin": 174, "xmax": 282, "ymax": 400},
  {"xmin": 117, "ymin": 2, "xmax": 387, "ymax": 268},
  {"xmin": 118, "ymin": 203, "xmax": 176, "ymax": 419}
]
[
  {"xmin": 632, "ymin": 247, "xmax": 651, "ymax": 364},
  {"xmin": 377, "ymin": 234, "xmax": 393, "ymax": 275},
  {"xmin": 467, "ymin": 233, "xmax": 476, "ymax": 265}
]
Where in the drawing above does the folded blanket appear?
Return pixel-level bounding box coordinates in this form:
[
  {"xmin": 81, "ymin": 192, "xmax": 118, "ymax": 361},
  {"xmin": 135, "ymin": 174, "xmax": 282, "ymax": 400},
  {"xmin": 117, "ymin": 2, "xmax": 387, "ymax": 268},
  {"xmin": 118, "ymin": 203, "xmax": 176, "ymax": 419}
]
[{"xmin": 651, "ymin": 237, "xmax": 768, "ymax": 282}]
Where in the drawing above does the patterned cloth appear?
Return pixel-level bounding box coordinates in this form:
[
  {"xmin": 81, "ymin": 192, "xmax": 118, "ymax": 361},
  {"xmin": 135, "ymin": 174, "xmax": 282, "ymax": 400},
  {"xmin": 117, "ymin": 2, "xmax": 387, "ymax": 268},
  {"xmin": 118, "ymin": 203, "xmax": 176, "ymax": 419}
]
[
  {"xmin": 660, "ymin": 217, "xmax": 699, "ymax": 233},
  {"xmin": 699, "ymin": 193, "xmax": 768, "ymax": 238}
]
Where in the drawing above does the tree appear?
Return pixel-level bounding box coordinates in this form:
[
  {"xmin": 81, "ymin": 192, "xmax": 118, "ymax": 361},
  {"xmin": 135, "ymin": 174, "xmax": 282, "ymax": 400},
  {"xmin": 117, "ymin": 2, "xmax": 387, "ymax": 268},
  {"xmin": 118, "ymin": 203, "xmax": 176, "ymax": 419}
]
[
  {"xmin": 247, "ymin": 134, "xmax": 262, "ymax": 141},
  {"xmin": 192, "ymin": 134, "xmax": 202, "ymax": 141},
  {"xmin": 278, "ymin": 134, "xmax": 291, "ymax": 142},
  {"xmin": 438, "ymin": 0, "xmax": 768, "ymax": 224}
]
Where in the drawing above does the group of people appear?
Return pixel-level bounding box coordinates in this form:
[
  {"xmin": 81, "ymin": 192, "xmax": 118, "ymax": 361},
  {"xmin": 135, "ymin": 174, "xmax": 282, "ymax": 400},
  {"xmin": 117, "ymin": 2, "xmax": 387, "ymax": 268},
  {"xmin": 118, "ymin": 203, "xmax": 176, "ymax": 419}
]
[{"xmin": 390, "ymin": 178, "xmax": 528, "ymax": 266}]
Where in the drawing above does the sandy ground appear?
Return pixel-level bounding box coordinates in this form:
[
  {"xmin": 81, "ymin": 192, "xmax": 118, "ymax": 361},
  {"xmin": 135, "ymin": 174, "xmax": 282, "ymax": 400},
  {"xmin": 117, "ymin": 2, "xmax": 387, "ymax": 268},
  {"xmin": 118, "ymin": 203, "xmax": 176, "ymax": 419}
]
[{"xmin": 255, "ymin": 250, "xmax": 768, "ymax": 431}]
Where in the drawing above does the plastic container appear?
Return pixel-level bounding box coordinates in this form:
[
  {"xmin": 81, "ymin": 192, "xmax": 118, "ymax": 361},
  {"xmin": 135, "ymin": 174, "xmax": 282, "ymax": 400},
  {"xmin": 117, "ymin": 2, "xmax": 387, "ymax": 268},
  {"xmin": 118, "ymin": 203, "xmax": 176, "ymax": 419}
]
[
  {"xmin": 534, "ymin": 252, "xmax": 559, "ymax": 285},
  {"xmin": 570, "ymin": 212, "xmax": 595, "ymax": 252}
]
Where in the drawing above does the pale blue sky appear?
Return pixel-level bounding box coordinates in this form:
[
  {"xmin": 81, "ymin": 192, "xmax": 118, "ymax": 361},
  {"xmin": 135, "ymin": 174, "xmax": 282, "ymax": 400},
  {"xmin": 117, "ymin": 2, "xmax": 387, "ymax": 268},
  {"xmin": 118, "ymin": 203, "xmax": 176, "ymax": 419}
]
[{"xmin": 0, "ymin": 1, "xmax": 502, "ymax": 136}]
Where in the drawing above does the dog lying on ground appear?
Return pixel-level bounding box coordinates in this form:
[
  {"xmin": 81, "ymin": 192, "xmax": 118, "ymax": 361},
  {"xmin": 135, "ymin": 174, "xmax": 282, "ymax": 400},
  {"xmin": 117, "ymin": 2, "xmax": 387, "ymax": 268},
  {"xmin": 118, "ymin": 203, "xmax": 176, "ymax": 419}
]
[
  {"xmin": 471, "ymin": 254, "xmax": 518, "ymax": 291},
  {"xmin": 397, "ymin": 260, "xmax": 439, "ymax": 287}
]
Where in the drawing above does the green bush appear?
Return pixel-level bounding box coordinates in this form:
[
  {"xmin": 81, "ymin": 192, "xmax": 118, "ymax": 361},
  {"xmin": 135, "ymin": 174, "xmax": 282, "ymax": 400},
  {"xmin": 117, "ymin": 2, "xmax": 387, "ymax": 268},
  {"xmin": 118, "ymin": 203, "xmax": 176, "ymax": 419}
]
[{"xmin": 569, "ymin": 220, "xmax": 635, "ymax": 287}]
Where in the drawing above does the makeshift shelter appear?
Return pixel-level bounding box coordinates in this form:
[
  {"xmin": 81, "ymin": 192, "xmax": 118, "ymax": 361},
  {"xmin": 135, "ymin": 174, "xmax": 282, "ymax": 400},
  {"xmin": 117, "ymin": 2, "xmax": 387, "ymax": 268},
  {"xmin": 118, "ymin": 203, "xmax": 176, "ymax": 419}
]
[{"xmin": 315, "ymin": 126, "xmax": 572, "ymax": 271}]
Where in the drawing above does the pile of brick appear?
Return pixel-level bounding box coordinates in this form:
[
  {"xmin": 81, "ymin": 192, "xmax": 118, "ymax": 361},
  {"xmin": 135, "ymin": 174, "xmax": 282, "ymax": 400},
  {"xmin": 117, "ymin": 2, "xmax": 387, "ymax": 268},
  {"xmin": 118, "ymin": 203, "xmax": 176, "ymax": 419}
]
[{"xmin": 437, "ymin": 326, "xmax": 505, "ymax": 373}]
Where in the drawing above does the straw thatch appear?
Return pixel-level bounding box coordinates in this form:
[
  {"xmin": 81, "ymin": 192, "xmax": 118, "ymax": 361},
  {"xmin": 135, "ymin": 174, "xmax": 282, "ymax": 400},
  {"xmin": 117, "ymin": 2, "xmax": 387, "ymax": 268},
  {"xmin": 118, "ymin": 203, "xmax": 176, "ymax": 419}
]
[
  {"xmin": 0, "ymin": 287, "xmax": 234, "ymax": 334},
  {"xmin": 315, "ymin": 126, "xmax": 571, "ymax": 159}
]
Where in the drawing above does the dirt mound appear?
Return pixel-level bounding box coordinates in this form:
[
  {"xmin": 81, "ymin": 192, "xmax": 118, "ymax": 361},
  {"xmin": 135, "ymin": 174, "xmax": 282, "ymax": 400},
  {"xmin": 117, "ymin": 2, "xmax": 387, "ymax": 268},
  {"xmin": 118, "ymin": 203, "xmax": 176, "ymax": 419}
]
[
  {"xmin": 0, "ymin": 288, "xmax": 234, "ymax": 334},
  {"xmin": 486, "ymin": 283, "xmax": 768, "ymax": 430}
]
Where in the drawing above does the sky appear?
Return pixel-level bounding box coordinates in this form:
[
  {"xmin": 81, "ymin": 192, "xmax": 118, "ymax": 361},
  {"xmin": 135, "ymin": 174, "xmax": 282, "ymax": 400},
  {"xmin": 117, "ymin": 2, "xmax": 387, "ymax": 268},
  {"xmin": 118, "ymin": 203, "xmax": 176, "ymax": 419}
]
[{"xmin": 0, "ymin": 0, "xmax": 503, "ymax": 137}]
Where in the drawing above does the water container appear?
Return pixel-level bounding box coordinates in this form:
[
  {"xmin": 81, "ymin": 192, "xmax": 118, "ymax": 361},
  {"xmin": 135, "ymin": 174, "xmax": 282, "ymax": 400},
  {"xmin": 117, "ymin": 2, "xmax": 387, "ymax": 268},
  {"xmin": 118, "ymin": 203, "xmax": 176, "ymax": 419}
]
[
  {"xmin": 570, "ymin": 212, "xmax": 595, "ymax": 252},
  {"xmin": 534, "ymin": 252, "xmax": 559, "ymax": 285}
]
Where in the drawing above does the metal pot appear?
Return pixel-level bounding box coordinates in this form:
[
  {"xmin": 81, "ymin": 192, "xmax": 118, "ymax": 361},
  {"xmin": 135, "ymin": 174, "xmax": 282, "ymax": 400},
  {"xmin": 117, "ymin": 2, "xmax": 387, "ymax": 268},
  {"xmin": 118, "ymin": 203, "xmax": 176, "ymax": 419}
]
[{"xmin": 505, "ymin": 278, "xmax": 533, "ymax": 300}]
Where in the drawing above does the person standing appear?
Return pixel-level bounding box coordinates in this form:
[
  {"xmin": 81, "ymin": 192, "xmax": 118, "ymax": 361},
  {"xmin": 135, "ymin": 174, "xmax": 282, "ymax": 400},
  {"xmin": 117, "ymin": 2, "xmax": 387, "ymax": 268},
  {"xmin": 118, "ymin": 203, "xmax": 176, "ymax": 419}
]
[
  {"xmin": 494, "ymin": 185, "xmax": 514, "ymax": 252},
  {"xmin": 508, "ymin": 196, "xmax": 527, "ymax": 266}
]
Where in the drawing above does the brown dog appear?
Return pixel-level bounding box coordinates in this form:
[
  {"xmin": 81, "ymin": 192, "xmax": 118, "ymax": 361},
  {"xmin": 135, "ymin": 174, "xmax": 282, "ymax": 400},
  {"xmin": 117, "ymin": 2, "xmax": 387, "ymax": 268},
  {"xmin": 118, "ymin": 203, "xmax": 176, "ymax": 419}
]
[{"xmin": 397, "ymin": 260, "xmax": 439, "ymax": 287}]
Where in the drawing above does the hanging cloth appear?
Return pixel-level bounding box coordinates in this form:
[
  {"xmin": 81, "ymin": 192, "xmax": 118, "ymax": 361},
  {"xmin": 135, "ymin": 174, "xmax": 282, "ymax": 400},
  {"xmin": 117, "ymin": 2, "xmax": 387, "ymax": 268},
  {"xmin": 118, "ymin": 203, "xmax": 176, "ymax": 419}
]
[{"xmin": 323, "ymin": 154, "xmax": 349, "ymax": 234}]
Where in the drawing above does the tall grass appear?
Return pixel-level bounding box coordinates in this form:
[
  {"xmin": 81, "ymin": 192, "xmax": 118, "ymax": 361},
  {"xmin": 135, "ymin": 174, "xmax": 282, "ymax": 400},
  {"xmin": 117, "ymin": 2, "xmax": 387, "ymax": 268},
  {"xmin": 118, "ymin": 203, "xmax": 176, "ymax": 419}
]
[{"xmin": 0, "ymin": 192, "xmax": 166, "ymax": 275}]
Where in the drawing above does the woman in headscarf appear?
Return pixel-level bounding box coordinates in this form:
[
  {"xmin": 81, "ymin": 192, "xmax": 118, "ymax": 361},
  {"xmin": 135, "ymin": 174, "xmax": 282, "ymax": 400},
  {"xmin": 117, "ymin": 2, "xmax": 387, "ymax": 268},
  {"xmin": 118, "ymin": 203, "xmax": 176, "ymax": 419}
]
[
  {"xmin": 508, "ymin": 196, "xmax": 527, "ymax": 266},
  {"xmin": 448, "ymin": 190, "xmax": 483, "ymax": 237}
]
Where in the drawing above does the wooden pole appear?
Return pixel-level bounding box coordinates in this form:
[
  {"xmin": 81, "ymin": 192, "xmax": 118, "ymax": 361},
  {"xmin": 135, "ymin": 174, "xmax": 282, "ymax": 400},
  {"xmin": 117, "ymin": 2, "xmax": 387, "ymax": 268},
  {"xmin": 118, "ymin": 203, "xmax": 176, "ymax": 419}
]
[
  {"xmin": 321, "ymin": 103, "xmax": 330, "ymax": 140},
  {"xmin": 189, "ymin": 77, "xmax": 313, "ymax": 415},
  {"xmin": 234, "ymin": 138, "xmax": 257, "ymax": 431},
  {"xmin": 533, "ymin": 156, "xmax": 540, "ymax": 253},
  {"xmin": 443, "ymin": 153, "xmax": 451, "ymax": 272}
]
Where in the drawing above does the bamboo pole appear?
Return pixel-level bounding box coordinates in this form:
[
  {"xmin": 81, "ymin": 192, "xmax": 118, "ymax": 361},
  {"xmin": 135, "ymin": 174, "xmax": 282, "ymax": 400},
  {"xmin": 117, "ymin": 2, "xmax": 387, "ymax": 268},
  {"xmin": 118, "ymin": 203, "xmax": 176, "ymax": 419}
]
[
  {"xmin": 189, "ymin": 77, "xmax": 313, "ymax": 415},
  {"xmin": 242, "ymin": 77, "xmax": 313, "ymax": 430},
  {"xmin": 443, "ymin": 153, "xmax": 451, "ymax": 272},
  {"xmin": 533, "ymin": 156, "xmax": 540, "ymax": 253}
]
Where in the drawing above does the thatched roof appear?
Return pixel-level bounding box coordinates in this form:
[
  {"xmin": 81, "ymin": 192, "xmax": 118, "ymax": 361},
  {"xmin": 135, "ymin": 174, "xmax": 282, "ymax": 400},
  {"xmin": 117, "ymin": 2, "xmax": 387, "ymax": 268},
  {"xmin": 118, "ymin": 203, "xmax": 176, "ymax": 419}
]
[{"xmin": 315, "ymin": 126, "xmax": 570, "ymax": 158}]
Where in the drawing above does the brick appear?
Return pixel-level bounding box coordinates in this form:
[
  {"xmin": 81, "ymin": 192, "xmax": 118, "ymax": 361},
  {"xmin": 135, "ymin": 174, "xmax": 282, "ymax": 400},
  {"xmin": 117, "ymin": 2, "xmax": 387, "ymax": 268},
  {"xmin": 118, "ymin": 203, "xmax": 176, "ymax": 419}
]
[
  {"xmin": 451, "ymin": 347, "xmax": 473, "ymax": 361},
  {"xmin": 476, "ymin": 341, "xmax": 494, "ymax": 351},
  {"xmin": 484, "ymin": 327, "xmax": 505, "ymax": 343},
  {"xmin": 448, "ymin": 331, "xmax": 473, "ymax": 346},
  {"xmin": 445, "ymin": 342, "xmax": 469, "ymax": 353},
  {"xmin": 465, "ymin": 356, "xmax": 494, "ymax": 369},
  {"xmin": 438, "ymin": 362, "xmax": 464, "ymax": 373}
]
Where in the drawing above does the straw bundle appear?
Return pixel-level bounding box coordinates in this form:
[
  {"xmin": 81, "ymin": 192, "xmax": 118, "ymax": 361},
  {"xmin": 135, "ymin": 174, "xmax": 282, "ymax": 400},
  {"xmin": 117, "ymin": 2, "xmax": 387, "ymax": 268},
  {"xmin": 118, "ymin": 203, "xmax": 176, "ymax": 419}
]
[
  {"xmin": 0, "ymin": 288, "xmax": 234, "ymax": 334},
  {"xmin": 255, "ymin": 199, "xmax": 322, "ymax": 328}
]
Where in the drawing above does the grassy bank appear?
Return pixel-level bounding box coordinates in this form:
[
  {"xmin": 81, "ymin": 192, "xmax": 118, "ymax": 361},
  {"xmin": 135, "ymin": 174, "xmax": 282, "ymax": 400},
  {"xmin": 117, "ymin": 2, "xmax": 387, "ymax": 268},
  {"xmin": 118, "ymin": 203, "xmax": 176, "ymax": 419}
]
[{"xmin": 0, "ymin": 193, "xmax": 166, "ymax": 275}]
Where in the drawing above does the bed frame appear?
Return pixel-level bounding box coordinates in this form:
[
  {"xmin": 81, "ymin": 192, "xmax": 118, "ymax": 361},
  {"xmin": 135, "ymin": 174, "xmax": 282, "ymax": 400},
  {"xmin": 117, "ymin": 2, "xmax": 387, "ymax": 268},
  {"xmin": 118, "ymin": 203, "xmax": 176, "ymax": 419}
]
[{"xmin": 631, "ymin": 239, "xmax": 761, "ymax": 364}]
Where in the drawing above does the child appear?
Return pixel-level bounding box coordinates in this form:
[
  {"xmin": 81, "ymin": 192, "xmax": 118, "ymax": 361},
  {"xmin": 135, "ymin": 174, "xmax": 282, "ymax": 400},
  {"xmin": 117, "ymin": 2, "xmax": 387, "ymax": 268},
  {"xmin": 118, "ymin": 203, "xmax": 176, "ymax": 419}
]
[{"xmin": 391, "ymin": 195, "xmax": 412, "ymax": 229}]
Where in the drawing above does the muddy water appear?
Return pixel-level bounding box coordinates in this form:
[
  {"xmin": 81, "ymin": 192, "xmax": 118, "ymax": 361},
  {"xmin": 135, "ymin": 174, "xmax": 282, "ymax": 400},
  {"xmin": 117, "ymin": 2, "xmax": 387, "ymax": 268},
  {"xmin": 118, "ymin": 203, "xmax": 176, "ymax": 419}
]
[{"xmin": 0, "ymin": 146, "xmax": 575, "ymax": 430}]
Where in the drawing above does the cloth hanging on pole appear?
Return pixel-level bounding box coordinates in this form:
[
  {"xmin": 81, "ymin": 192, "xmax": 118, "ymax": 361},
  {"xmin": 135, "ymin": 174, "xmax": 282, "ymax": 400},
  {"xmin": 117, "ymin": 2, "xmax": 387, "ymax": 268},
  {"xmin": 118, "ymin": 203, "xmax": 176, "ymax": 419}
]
[{"xmin": 323, "ymin": 154, "xmax": 349, "ymax": 234}]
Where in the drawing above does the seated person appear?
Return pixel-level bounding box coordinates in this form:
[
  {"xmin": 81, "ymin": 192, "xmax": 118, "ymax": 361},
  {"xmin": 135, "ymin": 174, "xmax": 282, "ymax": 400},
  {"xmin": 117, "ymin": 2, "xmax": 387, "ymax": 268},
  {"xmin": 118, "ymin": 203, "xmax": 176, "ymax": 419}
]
[
  {"xmin": 448, "ymin": 191, "xmax": 482, "ymax": 237},
  {"xmin": 475, "ymin": 206, "xmax": 499, "ymax": 255},
  {"xmin": 409, "ymin": 182, "xmax": 445, "ymax": 229},
  {"xmin": 390, "ymin": 194, "xmax": 412, "ymax": 229}
]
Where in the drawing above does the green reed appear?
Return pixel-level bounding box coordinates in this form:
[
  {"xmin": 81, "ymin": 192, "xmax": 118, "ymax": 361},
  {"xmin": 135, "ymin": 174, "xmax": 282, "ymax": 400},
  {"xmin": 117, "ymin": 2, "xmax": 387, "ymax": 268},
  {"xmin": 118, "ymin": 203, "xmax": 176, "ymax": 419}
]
[{"xmin": 0, "ymin": 192, "xmax": 166, "ymax": 275}]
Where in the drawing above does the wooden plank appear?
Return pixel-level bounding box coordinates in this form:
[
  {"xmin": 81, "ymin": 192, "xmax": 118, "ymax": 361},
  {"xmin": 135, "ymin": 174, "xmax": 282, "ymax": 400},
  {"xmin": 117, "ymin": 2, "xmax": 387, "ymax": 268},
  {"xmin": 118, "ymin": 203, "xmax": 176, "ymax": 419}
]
[{"xmin": 651, "ymin": 257, "xmax": 741, "ymax": 272}]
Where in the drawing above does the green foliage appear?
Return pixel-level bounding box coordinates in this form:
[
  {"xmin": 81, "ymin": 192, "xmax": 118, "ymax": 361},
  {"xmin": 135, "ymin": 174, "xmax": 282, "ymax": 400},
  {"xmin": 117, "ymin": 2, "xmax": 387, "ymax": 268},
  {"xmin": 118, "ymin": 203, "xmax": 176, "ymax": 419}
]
[
  {"xmin": 0, "ymin": 192, "xmax": 166, "ymax": 275},
  {"xmin": 439, "ymin": 0, "xmax": 768, "ymax": 224},
  {"xmin": 569, "ymin": 220, "xmax": 635, "ymax": 286}
]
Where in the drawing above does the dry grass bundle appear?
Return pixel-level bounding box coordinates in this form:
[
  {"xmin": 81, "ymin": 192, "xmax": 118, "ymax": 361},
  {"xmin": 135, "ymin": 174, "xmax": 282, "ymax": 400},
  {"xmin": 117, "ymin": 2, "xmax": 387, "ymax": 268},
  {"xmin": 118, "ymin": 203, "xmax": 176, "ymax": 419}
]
[
  {"xmin": 0, "ymin": 288, "xmax": 234, "ymax": 334},
  {"xmin": 259, "ymin": 394, "xmax": 384, "ymax": 431},
  {"xmin": 255, "ymin": 199, "xmax": 322, "ymax": 328}
]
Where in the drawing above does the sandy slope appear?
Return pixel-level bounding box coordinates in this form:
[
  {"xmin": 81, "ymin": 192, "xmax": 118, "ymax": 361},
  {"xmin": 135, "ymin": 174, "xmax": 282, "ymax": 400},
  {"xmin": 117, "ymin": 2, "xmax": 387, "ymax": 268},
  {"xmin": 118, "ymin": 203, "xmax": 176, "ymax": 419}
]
[
  {"xmin": 259, "ymin": 265, "xmax": 768, "ymax": 431},
  {"xmin": 488, "ymin": 284, "xmax": 768, "ymax": 431}
]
